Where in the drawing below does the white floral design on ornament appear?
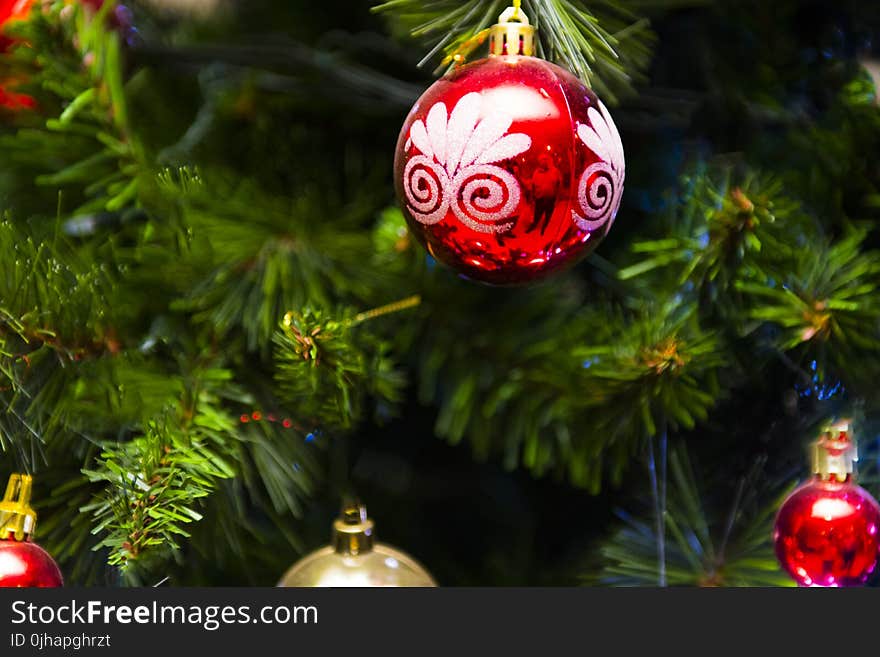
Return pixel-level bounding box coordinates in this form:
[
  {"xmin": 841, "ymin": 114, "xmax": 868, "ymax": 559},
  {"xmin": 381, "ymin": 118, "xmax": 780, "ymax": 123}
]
[
  {"xmin": 403, "ymin": 92, "xmax": 531, "ymax": 233},
  {"xmin": 572, "ymin": 100, "xmax": 625, "ymax": 232}
]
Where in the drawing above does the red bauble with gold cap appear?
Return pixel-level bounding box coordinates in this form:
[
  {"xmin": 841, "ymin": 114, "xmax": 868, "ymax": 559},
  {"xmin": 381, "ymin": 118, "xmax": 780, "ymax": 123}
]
[
  {"xmin": 0, "ymin": 474, "xmax": 63, "ymax": 588},
  {"xmin": 394, "ymin": 6, "xmax": 624, "ymax": 285},
  {"xmin": 773, "ymin": 421, "xmax": 880, "ymax": 587},
  {"xmin": 0, "ymin": 540, "xmax": 63, "ymax": 587}
]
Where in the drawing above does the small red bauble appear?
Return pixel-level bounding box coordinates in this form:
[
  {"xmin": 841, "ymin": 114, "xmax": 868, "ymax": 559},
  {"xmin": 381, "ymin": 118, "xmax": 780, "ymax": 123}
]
[
  {"xmin": 773, "ymin": 421, "xmax": 880, "ymax": 587},
  {"xmin": 0, "ymin": 474, "xmax": 62, "ymax": 588},
  {"xmin": 0, "ymin": 537, "xmax": 63, "ymax": 587},
  {"xmin": 394, "ymin": 9, "xmax": 624, "ymax": 285},
  {"xmin": 774, "ymin": 480, "xmax": 880, "ymax": 587}
]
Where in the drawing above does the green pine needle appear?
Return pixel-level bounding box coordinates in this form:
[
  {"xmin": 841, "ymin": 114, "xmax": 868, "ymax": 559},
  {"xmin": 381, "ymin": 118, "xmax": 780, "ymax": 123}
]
[
  {"xmin": 586, "ymin": 448, "xmax": 796, "ymax": 587},
  {"xmin": 373, "ymin": 0, "xmax": 659, "ymax": 102}
]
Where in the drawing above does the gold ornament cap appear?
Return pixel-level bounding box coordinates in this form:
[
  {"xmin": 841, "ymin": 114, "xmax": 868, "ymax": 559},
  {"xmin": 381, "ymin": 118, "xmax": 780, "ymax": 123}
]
[
  {"xmin": 489, "ymin": 5, "xmax": 535, "ymax": 57},
  {"xmin": 332, "ymin": 503, "xmax": 375, "ymax": 556},
  {"xmin": 0, "ymin": 474, "xmax": 37, "ymax": 542},
  {"xmin": 812, "ymin": 419, "xmax": 857, "ymax": 482}
]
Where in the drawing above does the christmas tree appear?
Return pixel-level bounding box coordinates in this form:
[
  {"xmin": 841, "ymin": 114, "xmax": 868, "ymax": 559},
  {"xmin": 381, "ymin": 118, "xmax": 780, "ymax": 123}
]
[{"xmin": 1, "ymin": 0, "xmax": 879, "ymax": 587}]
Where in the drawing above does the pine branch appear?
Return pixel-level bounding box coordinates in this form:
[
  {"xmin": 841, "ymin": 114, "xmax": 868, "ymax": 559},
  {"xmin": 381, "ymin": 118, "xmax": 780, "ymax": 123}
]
[
  {"xmin": 273, "ymin": 304, "xmax": 409, "ymax": 431},
  {"xmin": 0, "ymin": 218, "xmax": 121, "ymax": 464},
  {"xmin": 573, "ymin": 302, "xmax": 724, "ymax": 443},
  {"xmin": 618, "ymin": 167, "xmax": 815, "ymax": 300},
  {"xmin": 736, "ymin": 228, "xmax": 880, "ymax": 386},
  {"xmin": 617, "ymin": 162, "xmax": 880, "ymax": 397},
  {"xmin": 773, "ymin": 71, "xmax": 880, "ymax": 226},
  {"xmin": 586, "ymin": 447, "xmax": 795, "ymax": 586},
  {"xmin": 79, "ymin": 371, "xmax": 239, "ymax": 571},
  {"xmin": 149, "ymin": 168, "xmax": 387, "ymax": 353},
  {"xmin": 0, "ymin": 2, "xmax": 143, "ymax": 220},
  {"xmin": 81, "ymin": 422, "xmax": 225, "ymax": 569},
  {"xmin": 373, "ymin": 0, "xmax": 664, "ymax": 101}
]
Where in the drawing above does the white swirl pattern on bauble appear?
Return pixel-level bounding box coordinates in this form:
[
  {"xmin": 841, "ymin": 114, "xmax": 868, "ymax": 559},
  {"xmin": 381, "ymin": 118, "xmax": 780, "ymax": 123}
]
[
  {"xmin": 572, "ymin": 100, "xmax": 625, "ymax": 233},
  {"xmin": 403, "ymin": 92, "xmax": 531, "ymax": 233}
]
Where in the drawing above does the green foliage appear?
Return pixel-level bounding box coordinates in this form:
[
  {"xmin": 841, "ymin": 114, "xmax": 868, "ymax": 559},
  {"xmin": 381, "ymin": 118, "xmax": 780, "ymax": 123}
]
[
  {"xmin": 588, "ymin": 449, "xmax": 795, "ymax": 586},
  {"xmin": 738, "ymin": 229, "xmax": 880, "ymax": 385},
  {"xmin": 0, "ymin": 219, "xmax": 116, "ymax": 461},
  {"xmin": 1, "ymin": 2, "xmax": 143, "ymax": 219},
  {"xmin": 573, "ymin": 303, "xmax": 723, "ymax": 440},
  {"xmin": 394, "ymin": 240, "xmax": 725, "ymax": 490},
  {"xmin": 0, "ymin": 220, "xmax": 113, "ymax": 359},
  {"xmin": 273, "ymin": 306, "xmax": 407, "ymax": 430},
  {"xmin": 0, "ymin": 9, "xmax": 345, "ymax": 580},
  {"xmin": 771, "ymin": 70, "xmax": 880, "ymax": 225},
  {"xmin": 82, "ymin": 418, "xmax": 232, "ymax": 569},
  {"xmin": 151, "ymin": 168, "xmax": 383, "ymax": 352},
  {"xmin": 374, "ymin": 0, "xmax": 659, "ymax": 101},
  {"xmin": 620, "ymin": 163, "xmax": 880, "ymax": 392},
  {"xmin": 619, "ymin": 171, "xmax": 812, "ymax": 294}
]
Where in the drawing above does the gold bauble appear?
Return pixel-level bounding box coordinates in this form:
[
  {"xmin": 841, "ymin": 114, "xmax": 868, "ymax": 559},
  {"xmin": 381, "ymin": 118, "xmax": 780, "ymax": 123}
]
[{"xmin": 278, "ymin": 504, "xmax": 437, "ymax": 587}]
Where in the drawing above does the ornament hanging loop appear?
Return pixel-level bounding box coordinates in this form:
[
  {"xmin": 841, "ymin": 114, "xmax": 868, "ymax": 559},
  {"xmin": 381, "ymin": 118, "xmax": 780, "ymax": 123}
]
[
  {"xmin": 332, "ymin": 503, "xmax": 375, "ymax": 556},
  {"xmin": 489, "ymin": 5, "xmax": 535, "ymax": 56},
  {"xmin": 812, "ymin": 418, "xmax": 857, "ymax": 483},
  {"xmin": 0, "ymin": 474, "xmax": 37, "ymax": 542}
]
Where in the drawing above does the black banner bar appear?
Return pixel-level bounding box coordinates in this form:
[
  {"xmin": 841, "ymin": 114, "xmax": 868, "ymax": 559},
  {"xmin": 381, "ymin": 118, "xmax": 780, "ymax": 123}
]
[{"xmin": 0, "ymin": 587, "xmax": 871, "ymax": 655}]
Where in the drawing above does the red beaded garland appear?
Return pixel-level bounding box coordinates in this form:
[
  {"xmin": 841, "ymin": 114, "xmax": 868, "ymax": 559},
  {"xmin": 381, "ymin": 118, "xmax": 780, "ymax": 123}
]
[
  {"xmin": 394, "ymin": 55, "xmax": 624, "ymax": 285},
  {"xmin": 0, "ymin": 536, "xmax": 63, "ymax": 587}
]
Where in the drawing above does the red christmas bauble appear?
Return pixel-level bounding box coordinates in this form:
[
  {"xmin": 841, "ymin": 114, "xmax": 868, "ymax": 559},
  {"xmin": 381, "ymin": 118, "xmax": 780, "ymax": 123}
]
[
  {"xmin": 0, "ymin": 0, "xmax": 34, "ymax": 111},
  {"xmin": 0, "ymin": 0, "xmax": 32, "ymax": 52},
  {"xmin": 0, "ymin": 537, "xmax": 63, "ymax": 587},
  {"xmin": 394, "ymin": 55, "xmax": 624, "ymax": 285},
  {"xmin": 0, "ymin": 0, "xmax": 32, "ymax": 25},
  {"xmin": 774, "ymin": 479, "xmax": 880, "ymax": 587}
]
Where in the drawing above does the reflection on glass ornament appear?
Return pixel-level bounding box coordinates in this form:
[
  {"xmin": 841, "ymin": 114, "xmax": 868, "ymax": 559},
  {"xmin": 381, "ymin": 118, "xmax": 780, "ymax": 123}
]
[
  {"xmin": 394, "ymin": 5, "xmax": 624, "ymax": 285},
  {"xmin": 774, "ymin": 420, "xmax": 880, "ymax": 587},
  {"xmin": 277, "ymin": 504, "xmax": 437, "ymax": 587},
  {"xmin": 0, "ymin": 474, "xmax": 63, "ymax": 588}
]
